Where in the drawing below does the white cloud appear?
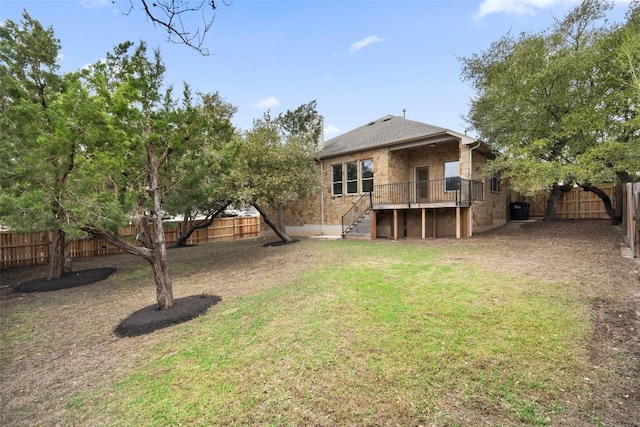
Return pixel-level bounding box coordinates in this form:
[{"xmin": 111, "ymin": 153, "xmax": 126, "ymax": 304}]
[
  {"xmin": 349, "ymin": 36, "xmax": 384, "ymax": 54},
  {"xmin": 324, "ymin": 124, "xmax": 340, "ymax": 136},
  {"xmin": 251, "ymin": 96, "xmax": 280, "ymax": 110},
  {"xmin": 80, "ymin": 0, "xmax": 112, "ymax": 8}
]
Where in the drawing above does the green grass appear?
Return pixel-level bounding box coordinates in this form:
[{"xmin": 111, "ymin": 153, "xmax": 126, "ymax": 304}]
[{"xmin": 69, "ymin": 240, "xmax": 589, "ymax": 426}]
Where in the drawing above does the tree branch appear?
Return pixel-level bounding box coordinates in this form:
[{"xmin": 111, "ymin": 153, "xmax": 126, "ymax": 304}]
[
  {"xmin": 171, "ymin": 202, "xmax": 230, "ymax": 247},
  {"xmin": 81, "ymin": 225, "xmax": 153, "ymax": 261},
  {"xmin": 134, "ymin": 0, "xmax": 221, "ymax": 55},
  {"xmin": 252, "ymin": 203, "xmax": 292, "ymax": 243}
]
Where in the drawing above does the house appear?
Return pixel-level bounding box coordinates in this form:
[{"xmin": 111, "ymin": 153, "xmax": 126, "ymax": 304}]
[{"xmin": 280, "ymin": 114, "xmax": 508, "ymax": 239}]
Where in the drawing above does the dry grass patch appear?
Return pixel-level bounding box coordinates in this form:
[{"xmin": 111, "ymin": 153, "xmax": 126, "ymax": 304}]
[{"xmin": 1, "ymin": 221, "xmax": 637, "ymax": 426}]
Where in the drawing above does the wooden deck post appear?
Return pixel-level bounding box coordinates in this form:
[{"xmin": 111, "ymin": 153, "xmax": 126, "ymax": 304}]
[
  {"xmin": 421, "ymin": 208, "xmax": 426, "ymax": 240},
  {"xmin": 393, "ymin": 209, "xmax": 398, "ymax": 241},
  {"xmin": 370, "ymin": 210, "xmax": 377, "ymax": 239},
  {"xmin": 432, "ymin": 209, "xmax": 437, "ymax": 238},
  {"xmin": 456, "ymin": 206, "xmax": 461, "ymax": 239}
]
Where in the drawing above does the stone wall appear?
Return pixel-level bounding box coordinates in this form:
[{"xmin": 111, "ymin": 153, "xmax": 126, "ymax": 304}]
[{"xmin": 276, "ymin": 140, "xmax": 507, "ymax": 237}]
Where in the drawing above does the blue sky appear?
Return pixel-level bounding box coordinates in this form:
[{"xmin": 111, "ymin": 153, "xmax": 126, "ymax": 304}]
[{"xmin": 0, "ymin": 0, "xmax": 631, "ymax": 139}]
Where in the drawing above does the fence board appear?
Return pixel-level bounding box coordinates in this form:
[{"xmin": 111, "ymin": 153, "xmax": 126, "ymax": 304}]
[
  {"xmin": 624, "ymin": 182, "xmax": 640, "ymax": 258},
  {"xmin": 517, "ymin": 183, "xmax": 616, "ymax": 220},
  {"xmin": 0, "ymin": 216, "xmax": 260, "ymax": 269}
]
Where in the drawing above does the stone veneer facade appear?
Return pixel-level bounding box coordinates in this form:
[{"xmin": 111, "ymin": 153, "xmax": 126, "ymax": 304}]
[{"xmin": 266, "ymin": 139, "xmax": 508, "ymax": 238}]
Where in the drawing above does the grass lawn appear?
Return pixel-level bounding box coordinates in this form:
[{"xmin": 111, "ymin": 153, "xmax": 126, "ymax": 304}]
[{"xmin": 63, "ymin": 240, "xmax": 590, "ymax": 426}]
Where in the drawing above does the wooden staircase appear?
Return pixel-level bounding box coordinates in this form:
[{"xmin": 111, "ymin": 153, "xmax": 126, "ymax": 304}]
[{"xmin": 343, "ymin": 211, "xmax": 371, "ymax": 238}]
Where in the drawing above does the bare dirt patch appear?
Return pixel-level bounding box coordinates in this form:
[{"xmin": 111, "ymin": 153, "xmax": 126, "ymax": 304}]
[{"xmin": 0, "ymin": 221, "xmax": 638, "ymax": 426}]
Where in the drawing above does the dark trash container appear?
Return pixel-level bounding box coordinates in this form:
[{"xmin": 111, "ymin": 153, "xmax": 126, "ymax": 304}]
[{"xmin": 509, "ymin": 202, "xmax": 530, "ymax": 220}]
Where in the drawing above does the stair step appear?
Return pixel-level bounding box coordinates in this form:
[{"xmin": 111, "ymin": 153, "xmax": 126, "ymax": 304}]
[{"xmin": 343, "ymin": 210, "xmax": 372, "ymax": 238}]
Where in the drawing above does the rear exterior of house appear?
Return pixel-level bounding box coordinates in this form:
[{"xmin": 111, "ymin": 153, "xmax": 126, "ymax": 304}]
[{"xmin": 280, "ymin": 115, "xmax": 508, "ymax": 239}]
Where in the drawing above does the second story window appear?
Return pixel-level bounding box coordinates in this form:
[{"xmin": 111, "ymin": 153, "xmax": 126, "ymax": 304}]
[
  {"xmin": 346, "ymin": 161, "xmax": 358, "ymax": 194},
  {"xmin": 361, "ymin": 159, "xmax": 374, "ymax": 193},
  {"xmin": 444, "ymin": 160, "xmax": 460, "ymax": 191}
]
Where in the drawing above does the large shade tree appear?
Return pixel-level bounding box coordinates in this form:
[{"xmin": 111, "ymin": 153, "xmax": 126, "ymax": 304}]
[
  {"xmin": 77, "ymin": 41, "xmax": 238, "ymax": 308},
  {"xmin": 232, "ymin": 101, "xmax": 322, "ymax": 243},
  {"xmin": 76, "ymin": 41, "xmax": 198, "ymax": 309},
  {"xmin": 460, "ymin": 0, "xmax": 640, "ymax": 221},
  {"xmin": 161, "ymin": 85, "xmax": 238, "ymax": 247},
  {"xmin": 1, "ymin": 14, "xmax": 235, "ymax": 308},
  {"xmin": 0, "ymin": 11, "xmax": 111, "ymax": 279},
  {"xmin": 620, "ymin": 3, "xmax": 640, "ymax": 98}
]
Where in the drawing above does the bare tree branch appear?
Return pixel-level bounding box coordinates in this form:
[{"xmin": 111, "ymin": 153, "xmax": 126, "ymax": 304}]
[{"xmin": 116, "ymin": 0, "xmax": 231, "ymax": 55}]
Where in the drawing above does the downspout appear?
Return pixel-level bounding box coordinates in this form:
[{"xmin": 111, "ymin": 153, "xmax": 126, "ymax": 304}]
[
  {"xmin": 320, "ymin": 160, "xmax": 325, "ymax": 235},
  {"xmin": 468, "ymin": 141, "xmax": 481, "ymax": 237},
  {"xmin": 318, "ymin": 117, "xmax": 325, "ymax": 236}
]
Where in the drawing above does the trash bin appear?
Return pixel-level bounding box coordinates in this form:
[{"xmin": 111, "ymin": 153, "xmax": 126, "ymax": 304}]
[{"xmin": 509, "ymin": 202, "xmax": 530, "ymax": 220}]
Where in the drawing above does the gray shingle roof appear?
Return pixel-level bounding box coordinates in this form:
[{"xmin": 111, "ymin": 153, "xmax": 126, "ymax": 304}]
[{"xmin": 320, "ymin": 115, "xmax": 451, "ymax": 159}]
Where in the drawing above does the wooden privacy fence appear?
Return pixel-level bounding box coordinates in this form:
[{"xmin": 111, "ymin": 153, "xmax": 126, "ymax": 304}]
[
  {"xmin": 0, "ymin": 216, "xmax": 261, "ymax": 269},
  {"xmin": 623, "ymin": 182, "xmax": 640, "ymax": 258},
  {"xmin": 516, "ymin": 183, "xmax": 616, "ymax": 219}
]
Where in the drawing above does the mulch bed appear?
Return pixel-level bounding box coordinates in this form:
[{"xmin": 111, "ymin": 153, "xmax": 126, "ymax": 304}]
[
  {"xmin": 14, "ymin": 268, "xmax": 117, "ymax": 293},
  {"xmin": 114, "ymin": 295, "xmax": 222, "ymax": 337},
  {"xmin": 262, "ymin": 238, "xmax": 300, "ymax": 247},
  {"xmin": 9, "ymin": 265, "xmax": 222, "ymax": 338}
]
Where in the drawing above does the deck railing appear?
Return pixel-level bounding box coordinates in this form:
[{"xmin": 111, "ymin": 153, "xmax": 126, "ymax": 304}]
[{"xmin": 372, "ymin": 178, "xmax": 483, "ymax": 206}]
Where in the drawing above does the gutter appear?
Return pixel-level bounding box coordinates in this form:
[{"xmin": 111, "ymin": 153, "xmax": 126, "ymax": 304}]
[{"xmin": 320, "ymin": 161, "xmax": 325, "ymax": 235}]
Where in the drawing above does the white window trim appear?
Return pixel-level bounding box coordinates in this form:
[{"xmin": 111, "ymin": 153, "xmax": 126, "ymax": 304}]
[
  {"xmin": 345, "ymin": 160, "xmax": 358, "ymax": 195},
  {"xmin": 360, "ymin": 159, "xmax": 374, "ymax": 194},
  {"xmin": 444, "ymin": 160, "xmax": 460, "ymax": 192},
  {"xmin": 331, "ymin": 164, "xmax": 343, "ymax": 197}
]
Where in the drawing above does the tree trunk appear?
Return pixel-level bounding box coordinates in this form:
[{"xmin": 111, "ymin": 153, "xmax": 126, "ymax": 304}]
[
  {"xmin": 171, "ymin": 203, "xmax": 230, "ymax": 248},
  {"xmin": 580, "ymin": 183, "xmax": 620, "ymax": 225},
  {"xmin": 544, "ymin": 184, "xmax": 572, "ymax": 220},
  {"xmin": 252, "ymin": 203, "xmax": 292, "ymax": 243},
  {"xmin": 63, "ymin": 242, "xmax": 72, "ymax": 274},
  {"xmin": 276, "ymin": 203, "xmax": 286, "ymax": 234},
  {"xmin": 150, "ymin": 211, "xmax": 173, "ymax": 309},
  {"xmin": 48, "ymin": 229, "xmax": 66, "ymax": 279},
  {"xmin": 148, "ymin": 144, "xmax": 174, "ymax": 310},
  {"xmin": 614, "ymin": 183, "xmax": 623, "ymax": 224}
]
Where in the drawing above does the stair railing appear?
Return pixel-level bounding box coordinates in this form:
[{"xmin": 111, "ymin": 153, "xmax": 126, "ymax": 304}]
[{"xmin": 341, "ymin": 192, "xmax": 372, "ymax": 236}]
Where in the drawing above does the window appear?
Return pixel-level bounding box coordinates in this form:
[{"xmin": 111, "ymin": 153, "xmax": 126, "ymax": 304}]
[
  {"xmin": 361, "ymin": 159, "xmax": 374, "ymax": 193},
  {"xmin": 331, "ymin": 164, "xmax": 343, "ymax": 196},
  {"xmin": 444, "ymin": 160, "xmax": 460, "ymax": 191},
  {"xmin": 490, "ymin": 175, "xmax": 500, "ymax": 192},
  {"xmin": 346, "ymin": 161, "xmax": 358, "ymax": 194}
]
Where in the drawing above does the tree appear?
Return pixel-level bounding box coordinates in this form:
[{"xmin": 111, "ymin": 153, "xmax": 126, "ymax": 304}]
[
  {"xmin": 0, "ymin": 15, "xmax": 235, "ymax": 308},
  {"xmin": 117, "ymin": 0, "xmax": 230, "ymax": 55},
  {"xmin": 232, "ymin": 101, "xmax": 322, "ymax": 242},
  {"xmin": 74, "ymin": 41, "xmax": 183, "ymax": 309},
  {"xmin": 161, "ymin": 85, "xmax": 238, "ymax": 247},
  {"xmin": 76, "ymin": 41, "xmax": 239, "ymax": 308},
  {"xmin": 620, "ymin": 3, "xmax": 640, "ymax": 99},
  {"xmin": 0, "ymin": 11, "xmax": 109, "ymax": 279},
  {"xmin": 460, "ymin": 0, "xmax": 640, "ymax": 221}
]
